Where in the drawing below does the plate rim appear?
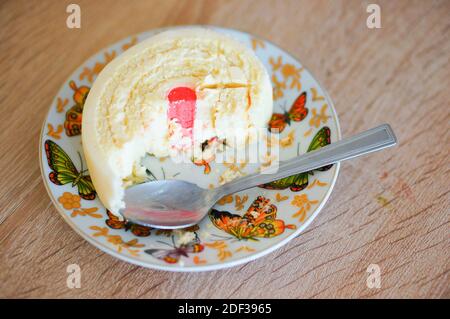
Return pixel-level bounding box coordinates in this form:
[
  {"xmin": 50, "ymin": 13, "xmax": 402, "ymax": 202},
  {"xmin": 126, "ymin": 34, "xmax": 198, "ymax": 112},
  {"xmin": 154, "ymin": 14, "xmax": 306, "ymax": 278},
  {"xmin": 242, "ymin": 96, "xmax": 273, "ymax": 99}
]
[{"xmin": 39, "ymin": 25, "xmax": 341, "ymax": 272}]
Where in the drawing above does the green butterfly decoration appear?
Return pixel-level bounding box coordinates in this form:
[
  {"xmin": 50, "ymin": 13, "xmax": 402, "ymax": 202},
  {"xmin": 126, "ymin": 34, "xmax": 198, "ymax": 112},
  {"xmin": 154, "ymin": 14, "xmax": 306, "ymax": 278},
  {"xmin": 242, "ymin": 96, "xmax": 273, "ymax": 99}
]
[
  {"xmin": 259, "ymin": 126, "xmax": 333, "ymax": 192},
  {"xmin": 44, "ymin": 140, "xmax": 96, "ymax": 200}
]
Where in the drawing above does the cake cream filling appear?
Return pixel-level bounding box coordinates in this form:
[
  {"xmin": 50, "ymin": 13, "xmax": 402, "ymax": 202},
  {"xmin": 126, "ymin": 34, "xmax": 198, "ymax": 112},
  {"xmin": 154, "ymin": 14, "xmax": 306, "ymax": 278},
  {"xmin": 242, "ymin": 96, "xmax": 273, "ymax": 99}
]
[{"xmin": 82, "ymin": 28, "xmax": 273, "ymax": 215}]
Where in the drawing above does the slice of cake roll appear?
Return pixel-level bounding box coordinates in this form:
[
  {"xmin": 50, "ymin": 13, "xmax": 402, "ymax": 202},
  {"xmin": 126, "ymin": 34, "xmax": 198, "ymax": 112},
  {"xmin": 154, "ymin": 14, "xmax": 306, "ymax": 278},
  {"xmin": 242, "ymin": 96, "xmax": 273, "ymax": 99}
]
[{"xmin": 82, "ymin": 28, "xmax": 273, "ymax": 215}]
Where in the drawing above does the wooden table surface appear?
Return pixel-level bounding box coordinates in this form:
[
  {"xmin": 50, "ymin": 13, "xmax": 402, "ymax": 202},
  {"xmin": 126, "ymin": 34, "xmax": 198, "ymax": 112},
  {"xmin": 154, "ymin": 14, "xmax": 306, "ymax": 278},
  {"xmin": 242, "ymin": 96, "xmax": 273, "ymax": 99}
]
[{"xmin": 1, "ymin": 0, "xmax": 449, "ymax": 299}]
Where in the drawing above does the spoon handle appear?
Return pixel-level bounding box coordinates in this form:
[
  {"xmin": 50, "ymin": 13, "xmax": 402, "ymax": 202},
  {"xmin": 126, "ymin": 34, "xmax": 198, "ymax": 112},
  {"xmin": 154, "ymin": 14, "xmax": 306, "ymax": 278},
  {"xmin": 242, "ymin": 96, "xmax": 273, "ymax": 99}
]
[{"xmin": 218, "ymin": 124, "xmax": 397, "ymax": 195}]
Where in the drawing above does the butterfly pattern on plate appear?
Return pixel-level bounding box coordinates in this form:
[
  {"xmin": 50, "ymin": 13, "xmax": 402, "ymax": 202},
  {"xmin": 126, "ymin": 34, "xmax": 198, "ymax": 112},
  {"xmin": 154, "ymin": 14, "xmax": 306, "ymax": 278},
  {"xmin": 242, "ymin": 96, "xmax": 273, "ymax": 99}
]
[
  {"xmin": 260, "ymin": 126, "xmax": 333, "ymax": 191},
  {"xmin": 64, "ymin": 81, "xmax": 90, "ymax": 137},
  {"xmin": 268, "ymin": 91, "xmax": 308, "ymax": 133},
  {"xmin": 44, "ymin": 140, "xmax": 96, "ymax": 200},
  {"xmin": 209, "ymin": 196, "xmax": 296, "ymax": 241},
  {"xmin": 144, "ymin": 235, "xmax": 204, "ymax": 264},
  {"xmin": 105, "ymin": 210, "xmax": 152, "ymax": 237}
]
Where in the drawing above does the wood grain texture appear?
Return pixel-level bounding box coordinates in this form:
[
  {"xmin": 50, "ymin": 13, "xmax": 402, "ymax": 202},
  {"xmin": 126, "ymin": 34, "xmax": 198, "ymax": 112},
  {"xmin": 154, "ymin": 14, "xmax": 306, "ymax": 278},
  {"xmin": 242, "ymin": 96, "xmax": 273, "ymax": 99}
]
[{"xmin": 0, "ymin": 0, "xmax": 449, "ymax": 299}]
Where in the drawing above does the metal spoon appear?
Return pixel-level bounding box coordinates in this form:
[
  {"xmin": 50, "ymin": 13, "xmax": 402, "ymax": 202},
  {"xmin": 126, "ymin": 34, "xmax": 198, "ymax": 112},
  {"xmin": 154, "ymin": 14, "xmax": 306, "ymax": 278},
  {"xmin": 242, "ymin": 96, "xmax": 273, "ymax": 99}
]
[{"xmin": 121, "ymin": 124, "xmax": 397, "ymax": 229}]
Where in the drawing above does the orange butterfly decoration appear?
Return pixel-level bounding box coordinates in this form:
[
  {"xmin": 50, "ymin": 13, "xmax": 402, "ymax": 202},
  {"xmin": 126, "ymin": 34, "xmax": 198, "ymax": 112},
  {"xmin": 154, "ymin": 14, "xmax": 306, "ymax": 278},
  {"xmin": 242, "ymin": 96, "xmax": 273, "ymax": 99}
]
[
  {"xmin": 64, "ymin": 81, "xmax": 90, "ymax": 137},
  {"xmin": 209, "ymin": 196, "xmax": 296, "ymax": 240},
  {"xmin": 269, "ymin": 92, "xmax": 308, "ymax": 133},
  {"xmin": 105, "ymin": 210, "xmax": 151, "ymax": 237}
]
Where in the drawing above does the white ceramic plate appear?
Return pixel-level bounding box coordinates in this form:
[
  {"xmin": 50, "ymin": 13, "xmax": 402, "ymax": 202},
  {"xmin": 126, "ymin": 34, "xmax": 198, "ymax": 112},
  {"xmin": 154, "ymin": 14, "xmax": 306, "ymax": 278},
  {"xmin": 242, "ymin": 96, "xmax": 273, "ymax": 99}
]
[{"xmin": 39, "ymin": 26, "xmax": 340, "ymax": 271}]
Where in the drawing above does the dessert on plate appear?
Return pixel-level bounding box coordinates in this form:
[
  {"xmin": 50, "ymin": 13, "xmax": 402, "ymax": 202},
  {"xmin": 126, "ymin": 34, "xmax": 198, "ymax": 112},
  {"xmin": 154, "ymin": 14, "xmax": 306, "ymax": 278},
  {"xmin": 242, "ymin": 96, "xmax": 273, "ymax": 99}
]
[{"xmin": 82, "ymin": 27, "xmax": 273, "ymax": 215}]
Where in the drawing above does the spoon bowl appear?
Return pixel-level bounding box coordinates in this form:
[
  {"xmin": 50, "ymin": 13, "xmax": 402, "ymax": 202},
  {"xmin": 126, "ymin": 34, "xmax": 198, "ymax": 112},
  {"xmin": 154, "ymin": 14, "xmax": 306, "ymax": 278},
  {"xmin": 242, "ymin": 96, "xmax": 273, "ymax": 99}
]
[{"xmin": 121, "ymin": 180, "xmax": 219, "ymax": 229}]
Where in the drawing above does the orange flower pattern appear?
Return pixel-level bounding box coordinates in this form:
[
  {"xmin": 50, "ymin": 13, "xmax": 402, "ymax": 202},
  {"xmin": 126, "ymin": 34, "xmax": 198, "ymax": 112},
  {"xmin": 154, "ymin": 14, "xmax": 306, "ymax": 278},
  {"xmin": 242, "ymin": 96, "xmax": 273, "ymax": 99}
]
[
  {"xmin": 47, "ymin": 124, "xmax": 63, "ymax": 139},
  {"xmin": 121, "ymin": 37, "xmax": 138, "ymax": 51},
  {"xmin": 79, "ymin": 51, "xmax": 116, "ymax": 83},
  {"xmin": 275, "ymin": 193, "xmax": 289, "ymax": 202},
  {"xmin": 236, "ymin": 246, "xmax": 255, "ymax": 253},
  {"xmin": 304, "ymin": 128, "xmax": 313, "ymax": 137},
  {"xmin": 310, "ymin": 87, "xmax": 325, "ymax": 101},
  {"xmin": 58, "ymin": 192, "xmax": 81, "ymax": 210},
  {"xmin": 235, "ymin": 194, "xmax": 248, "ymax": 211},
  {"xmin": 291, "ymin": 194, "xmax": 319, "ymax": 222},
  {"xmin": 193, "ymin": 255, "xmax": 207, "ymax": 265},
  {"xmin": 307, "ymin": 179, "xmax": 328, "ymax": 189},
  {"xmin": 90, "ymin": 226, "xmax": 144, "ymax": 256},
  {"xmin": 71, "ymin": 207, "xmax": 102, "ymax": 218},
  {"xmin": 204, "ymin": 241, "xmax": 232, "ymax": 261},
  {"xmin": 56, "ymin": 97, "xmax": 69, "ymax": 113},
  {"xmin": 251, "ymin": 38, "xmax": 265, "ymax": 51},
  {"xmin": 309, "ymin": 104, "xmax": 330, "ymax": 128},
  {"xmin": 218, "ymin": 195, "xmax": 233, "ymax": 205},
  {"xmin": 279, "ymin": 130, "xmax": 295, "ymax": 148},
  {"xmin": 270, "ymin": 56, "xmax": 303, "ymax": 100}
]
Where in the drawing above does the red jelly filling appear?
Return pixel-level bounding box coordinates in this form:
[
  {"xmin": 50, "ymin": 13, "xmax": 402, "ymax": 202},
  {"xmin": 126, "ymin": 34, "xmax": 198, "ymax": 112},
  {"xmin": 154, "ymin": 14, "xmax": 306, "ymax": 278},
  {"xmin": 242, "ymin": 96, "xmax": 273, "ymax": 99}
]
[{"xmin": 167, "ymin": 87, "xmax": 197, "ymax": 132}]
